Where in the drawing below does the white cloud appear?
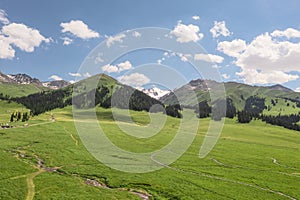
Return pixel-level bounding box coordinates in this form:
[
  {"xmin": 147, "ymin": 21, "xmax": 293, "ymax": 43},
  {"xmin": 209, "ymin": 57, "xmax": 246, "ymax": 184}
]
[
  {"xmin": 49, "ymin": 75, "xmax": 63, "ymax": 81},
  {"xmin": 83, "ymin": 72, "xmax": 91, "ymax": 78},
  {"xmin": 117, "ymin": 60, "xmax": 132, "ymax": 71},
  {"xmin": 60, "ymin": 20, "xmax": 99, "ymax": 39},
  {"xmin": 217, "ymin": 39, "xmax": 247, "ymax": 57},
  {"xmin": 177, "ymin": 53, "xmax": 191, "ymax": 62},
  {"xmin": 94, "ymin": 53, "xmax": 104, "ymax": 64},
  {"xmin": 210, "ymin": 21, "xmax": 231, "ymax": 38},
  {"xmin": 0, "ymin": 9, "xmax": 9, "ymax": 25},
  {"xmin": 295, "ymin": 87, "xmax": 300, "ymax": 92},
  {"xmin": 62, "ymin": 37, "xmax": 73, "ymax": 45},
  {"xmin": 192, "ymin": 15, "xmax": 200, "ymax": 20},
  {"xmin": 271, "ymin": 28, "xmax": 300, "ymax": 39},
  {"xmin": 157, "ymin": 59, "xmax": 162, "ymax": 64},
  {"xmin": 170, "ymin": 22, "xmax": 204, "ymax": 43},
  {"xmin": 194, "ymin": 53, "xmax": 224, "ymax": 63},
  {"xmin": 222, "ymin": 74, "xmax": 230, "ymax": 79},
  {"xmin": 102, "ymin": 64, "xmax": 118, "ymax": 73},
  {"xmin": 0, "ymin": 35, "xmax": 15, "ymax": 59},
  {"xmin": 236, "ymin": 69, "xmax": 298, "ymax": 85},
  {"xmin": 106, "ymin": 33, "xmax": 126, "ymax": 47},
  {"xmin": 132, "ymin": 31, "xmax": 141, "ymax": 37},
  {"xmin": 1, "ymin": 23, "xmax": 50, "ymax": 52},
  {"xmin": 102, "ymin": 60, "xmax": 133, "ymax": 73},
  {"xmin": 0, "ymin": 23, "xmax": 50, "ymax": 59},
  {"xmin": 117, "ymin": 73, "xmax": 150, "ymax": 86},
  {"xmin": 68, "ymin": 72, "xmax": 81, "ymax": 77},
  {"xmin": 221, "ymin": 28, "xmax": 300, "ymax": 84},
  {"xmin": 69, "ymin": 80, "xmax": 76, "ymax": 84}
]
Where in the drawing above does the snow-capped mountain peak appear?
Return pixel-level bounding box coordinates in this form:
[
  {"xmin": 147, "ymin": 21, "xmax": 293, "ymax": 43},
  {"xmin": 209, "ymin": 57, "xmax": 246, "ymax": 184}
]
[{"xmin": 137, "ymin": 87, "xmax": 171, "ymax": 99}]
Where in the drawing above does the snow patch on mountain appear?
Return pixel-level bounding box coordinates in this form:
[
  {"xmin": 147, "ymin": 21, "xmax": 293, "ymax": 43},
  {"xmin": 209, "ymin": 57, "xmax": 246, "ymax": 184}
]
[{"xmin": 136, "ymin": 87, "xmax": 171, "ymax": 99}]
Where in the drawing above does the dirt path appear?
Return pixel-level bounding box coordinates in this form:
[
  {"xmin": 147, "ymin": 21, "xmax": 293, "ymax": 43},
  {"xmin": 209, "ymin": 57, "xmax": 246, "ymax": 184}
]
[
  {"xmin": 150, "ymin": 153, "xmax": 297, "ymax": 200},
  {"xmin": 63, "ymin": 126, "xmax": 78, "ymax": 145},
  {"xmin": 271, "ymin": 157, "xmax": 300, "ymax": 170},
  {"xmin": 27, "ymin": 121, "xmax": 54, "ymax": 128},
  {"xmin": 26, "ymin": 169, "xmax": 45, "ymax": 200}
]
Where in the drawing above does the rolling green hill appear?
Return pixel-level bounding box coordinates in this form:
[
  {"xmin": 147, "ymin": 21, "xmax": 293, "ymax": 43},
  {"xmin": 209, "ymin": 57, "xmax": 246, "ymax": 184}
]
[
  {"xmin": 0, "ymin": 82, "xmax": 48, "ymax": 98},
  {"xmin": 12, "ymin": 74, "xmax": 180, "ymax": 118},
  {"xmin": 161, "ymin": 79, "xmax": 300, "ymax": 113}
]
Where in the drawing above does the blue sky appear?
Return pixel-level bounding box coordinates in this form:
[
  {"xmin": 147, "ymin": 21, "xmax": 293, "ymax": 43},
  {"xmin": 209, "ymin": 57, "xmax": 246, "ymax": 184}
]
[{"xmin": 0, "ymin": 0, "xmax": 300, "ymax": 91}]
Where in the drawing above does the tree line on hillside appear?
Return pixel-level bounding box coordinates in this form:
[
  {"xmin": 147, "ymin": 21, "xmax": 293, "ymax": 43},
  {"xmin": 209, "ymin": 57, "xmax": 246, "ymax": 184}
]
[
  {"xmin": 193, "ymin": 96, "xmax": 300, "ymax": 131},
  {"xmin": 13, "ymin": 89, "xmax": 73, "ymax": 115},
  {"xmin": 10, "ymin": 111, "xmax": 29, "ymax": 122},
  {"xmin": 10, "ymin": 85, "xmax": 182, "ymax": 118},
  {"xmin": 194, "ymin": 98, "xmax": 236, "ymax": 121},
  {"xmin": 99, "ymin": 85, "xmax": 182, "ymax": 118}
]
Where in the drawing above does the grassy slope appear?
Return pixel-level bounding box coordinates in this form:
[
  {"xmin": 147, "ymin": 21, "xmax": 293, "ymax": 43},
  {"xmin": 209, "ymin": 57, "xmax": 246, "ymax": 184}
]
[
  {"xmin": 162, "ymin": 81, "xmax": 300, "ymax": 115},
  {"xmin": 0, "ymin": 106, "xmax": 299, "ymax": 199},
  {"xmin": 0, "ymin": 82, "xmax": 47, "ymax": 98},
  {"xmin": 0, "ymin": 100, "xmax": 30, "ymax": 125}
]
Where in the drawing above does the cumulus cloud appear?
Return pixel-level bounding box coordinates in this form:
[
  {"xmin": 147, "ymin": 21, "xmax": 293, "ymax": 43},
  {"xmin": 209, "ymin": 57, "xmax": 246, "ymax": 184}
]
[
  {"xmin": 217, "ymin": 39, "xmax": 247, "ymax": 57},
  {"xmin": 102, "ymin": 64, "xmax": 118, "ymax": 73},
  {"xmin": 170, "ymin": 22, "xmax": 204, "ymax": 43},
  {"xmin": 177, "ymin": 53, "xmax": 191, "ymax": 62},
  {"xmin": 132, "ymin": 31, "xmax": 141, "ymax": 37},
  {"xmin": 219, "ymin": 28, "xmax": 300, "ymax": 84},
  {"xmin": 236, "ymin": 69, "xmax": 298, "ymax": 85},
  {"xmin": 222, "ymin": 74, "xmax": 230, "ymax": 79},
  {"xmin": 83, "ymin": 72, "xmax": 91, "ymax": 78},
  {"xmin": 271, "ymin": 28, "xmax": 300, "ymax": 39},
  {"xmin": 94, "ymin": 53, "xmax": 104, "ymax": 64},
  {"xmin": 102, "ymin": 60, "xmax": 133, "ymax": 73},
  {"xmin": 192, "ymin": 15, "xmax": 200, "ymax": 20},
  {"xmin": 60, "ymin": 20, "xmax": 99, "ymax": 39},
  {"xmin": 117, "ymin": 73, "xmax": 150, "ymax": 86},
  {"xmin": 62, "ymin": 37, "xmax": 73, "ymax": 45},
  {"xmin": 117, "ymin": 60, "xmax": 132, "ymax": 71},
  {"xmin": 194, "ymin": 53, "xmax": 224, "ymax": 63},
  {"xmin": 0, "ymin": 35, "xmax": 15, "ymax": 59},
  {"xmin": 295, "ymin": 87, "xmax": 300, "ymax": 92},
  {"xmin": 0, "ymin": 9, "xmax": 9, "ymax": 24},
  {"xmin": 68, "ymin": 72, "xmax": 81, "ymax": 77},
  {"xmin": 106, "ymin": 33, "xmax": 126, "ymax": 47},
  {"xmin": 210, "ymin": 21, "xmax": 231, "ymax": 38},
  {"xmin": 49, "ymin": 75, "xmax": 63, "ymax": 81},
  {"xmin": 0, "ymin": 23, "xmax": 50, "ymax": 59}
]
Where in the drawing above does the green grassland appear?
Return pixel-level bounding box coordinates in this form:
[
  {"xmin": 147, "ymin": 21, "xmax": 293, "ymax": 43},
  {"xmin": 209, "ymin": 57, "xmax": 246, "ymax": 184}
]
[
  {"xmin": 263, "ymin": 97, "xmax": 300, "ymax": 116},
  {"xmin": 0, "ymin": 103, "xmax": 299, "ymax": 199},
  {"xmin": 0, "ymin": 82, "xmax": 47, "ymax": 98}
]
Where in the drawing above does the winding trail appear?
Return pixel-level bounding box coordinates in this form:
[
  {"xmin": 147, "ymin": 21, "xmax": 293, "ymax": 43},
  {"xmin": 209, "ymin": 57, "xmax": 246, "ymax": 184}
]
[
  {"xmin": 63, "ymin": 126, "xmax": 78, "ymax": 146},
  {"xmin": 26, "ymin": 169, "xmax": 45, "ymax": 200},
  {"xmin": 271, "ymin": 157, "xmax": 300, "ymax": 171},
  {"xmin": 150, "ymin": 153, "xmax": 297, "ymax": 200}
]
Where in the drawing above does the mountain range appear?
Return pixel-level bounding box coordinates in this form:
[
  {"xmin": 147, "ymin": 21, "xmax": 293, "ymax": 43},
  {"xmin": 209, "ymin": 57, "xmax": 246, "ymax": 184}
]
[
  {"xmin": 0, "ymin": 72, "xmax": 70, "ymax": 90},
  {"xmin": 1, "ymin": 72, "xmax": 300, "ymax": 116},
  {"xmin": 160, "ymin": 79, "xmax": 299, "ymax": 110}
]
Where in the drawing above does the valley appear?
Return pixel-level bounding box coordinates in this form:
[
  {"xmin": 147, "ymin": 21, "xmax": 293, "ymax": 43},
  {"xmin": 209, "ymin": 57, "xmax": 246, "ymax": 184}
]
[{"xmin": 0, "ymin": 73, "xmax": 299, "ymax": 199}]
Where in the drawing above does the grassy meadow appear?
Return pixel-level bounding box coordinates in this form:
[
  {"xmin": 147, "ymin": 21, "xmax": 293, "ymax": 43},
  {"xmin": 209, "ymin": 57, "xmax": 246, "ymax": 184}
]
[{"xmin": 0, "ymin": 100, "xmax": 299, "ymax": 199}]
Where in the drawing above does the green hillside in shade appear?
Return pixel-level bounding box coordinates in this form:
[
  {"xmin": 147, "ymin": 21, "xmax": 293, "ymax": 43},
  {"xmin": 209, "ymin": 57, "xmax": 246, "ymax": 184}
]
[
  {"xmin": 12, "ymin": 74, "xmax": 179, "ymax": 117},
  {"xmin": 0, "ymin": 82, "xmax": 48, "ymax": 98}
]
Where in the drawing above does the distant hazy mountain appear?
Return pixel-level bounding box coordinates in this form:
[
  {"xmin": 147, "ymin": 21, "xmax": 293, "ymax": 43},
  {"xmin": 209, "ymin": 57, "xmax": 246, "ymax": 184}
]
[{"xmin": 0, "ymin": 72, "xmax": 70, "ymax": 90}]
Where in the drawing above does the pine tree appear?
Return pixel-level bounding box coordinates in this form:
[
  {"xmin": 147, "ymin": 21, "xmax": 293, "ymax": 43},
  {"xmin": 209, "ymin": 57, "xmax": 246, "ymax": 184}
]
[{"xmin": 10, "ymin": 113, "xmax": 14, "ymax": 122}]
